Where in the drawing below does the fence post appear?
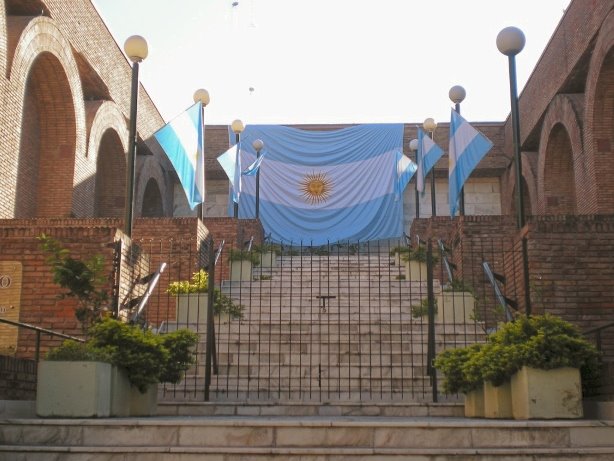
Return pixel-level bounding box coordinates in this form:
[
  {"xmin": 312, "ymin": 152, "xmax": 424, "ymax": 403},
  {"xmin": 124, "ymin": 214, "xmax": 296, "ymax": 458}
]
[
  {"xmin": 204, "ymin": 240, "xmax": 217, "ymax": 401},
  {"xmin": 426, "ymin": 239, "xmax": 438, "ymax": 402}
]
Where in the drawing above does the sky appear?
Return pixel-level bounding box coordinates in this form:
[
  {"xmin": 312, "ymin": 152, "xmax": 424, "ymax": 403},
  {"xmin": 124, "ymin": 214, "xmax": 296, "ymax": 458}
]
[{"xmin": 92, "ymin": 0, "xmax": 572, "ymax": 126}]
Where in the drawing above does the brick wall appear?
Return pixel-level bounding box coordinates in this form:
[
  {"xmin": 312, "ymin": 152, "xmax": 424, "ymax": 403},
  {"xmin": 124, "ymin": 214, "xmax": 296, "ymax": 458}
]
[{"xmin": 0, "ymin": 356, "xmax": 36, "ymax": 400}]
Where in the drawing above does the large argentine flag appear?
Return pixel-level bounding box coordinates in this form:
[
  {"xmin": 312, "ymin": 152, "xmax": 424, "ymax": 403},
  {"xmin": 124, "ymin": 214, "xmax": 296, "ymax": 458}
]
[
  {"xmin": 154, "ymin": 102, "xmax": 204, "ymax": 209},
  {"xmin": 449, "ymin": 109, "xmax": 493, "ymax": 216},
  {"xmin": 417, "ymin": 128, "xmax": 444, "ymax": 194},
  {"xmin": 223, "ymin": 124, "xmax": 405, "ymax": 245}
]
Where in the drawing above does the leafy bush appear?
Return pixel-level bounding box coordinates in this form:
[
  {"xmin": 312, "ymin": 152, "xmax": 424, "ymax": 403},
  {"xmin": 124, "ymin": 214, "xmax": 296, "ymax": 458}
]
[
  {"xmin": 433, "ymin": 343, "xmax": 483, "ymax": 394},
  {"xmin": 411, "ymin": 297, "xmax": 437, "ymax": 318},
  {"xmin": 38, "ymin": 234, "xmax": 110, "ymax": 329},
  {"xmin": 46, "ymin": 340, "xmax": 112, "ymax": 363},
  {"xmin": 434, "ymin": 314, "xmax": 601, "ymax": 394},
  {"xmin": 444, "ymin": 278, "xmax": 474, "ymax": 294},
  {"xmin": 228, "ymin": 248, "xmax": 260, "ymax": 266},
  {"xmin": 167, "ymin": 269, "xmax": 208, "ymax": 295},
  {"xmin": 401, "ymin": 246, "xmax": 440, "ymax": 264},
  {"xmin": 389, "ymin": 246, "xmax": 410, "ymax": 257},
  {"xmin": 252, "ymin": 243, "xmax": 281, "ymax": 256}
]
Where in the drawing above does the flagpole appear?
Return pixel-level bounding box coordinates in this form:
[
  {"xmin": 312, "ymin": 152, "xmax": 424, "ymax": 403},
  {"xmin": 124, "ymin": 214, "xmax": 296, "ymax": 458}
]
[
  {"xmin": 193, "ymin": 88, "xmax": 210, "ymax": 222},
  {"xmin": 449, "ymin": 85, "xmax": 466, "ymax": 216},
  {"xmin": 423, "ymin": 118, "xmax": 438, "ymax": 217},
  {"xmin": 409, "ymin": 138, "xmax": 419, "ymax": 219},
  {"xmin": 122, "ymin": 35, "xmax": 148, "ymax": 239},
  {"xmin": 252, "ymin": 139, "xmax": 264, "ymax": 219},
  {"xmin": 231, "ymin": 119, "xmax": 245, "ymax": 218}
]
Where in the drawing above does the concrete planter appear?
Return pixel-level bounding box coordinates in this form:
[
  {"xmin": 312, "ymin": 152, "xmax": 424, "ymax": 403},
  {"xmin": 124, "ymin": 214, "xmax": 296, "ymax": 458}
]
[
  {"xmin": 511, "ymin": 366, "xmax": 583, "ymax": 419},
  {"xmin": 37, "ymin": 361, "xmax": 115, "ymax": 417},
  {"xmin": 37, "ymin": 361, "xmax": 158, "ymax": 417},
  {"xmin": 436, "ymin": 291, "xmax": 475, "ymax": 323},
  {"xmin": 405, "ymin": 260, "xmax": 427, "ymax": 281},
  {"xmin": 483, "ymin": 381, "xmax": 513, "ymax": 419},
  {"xmin": 230, "ymin": 260, "xmax": 252, "ymax": 281},
  {"xmin": 176, "ymin": 293, "xmax": 209, "ymax": 324},
  {"xmin": 464, "ymin": 386, "xmax": 485, "ymax": 418},
  {"xmin": 258, "ymin": 251, "xmax": 277, "ymax": 268}
]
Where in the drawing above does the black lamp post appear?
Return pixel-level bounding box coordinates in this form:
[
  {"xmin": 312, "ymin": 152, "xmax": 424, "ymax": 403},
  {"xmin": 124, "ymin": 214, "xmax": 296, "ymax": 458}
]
[
  {"xmin": 449, "ymin": 84, "xmax": 466, "ymax": 216},
  {"xmin": 497, "ymin": 26, "xmax": 531, "ymax": 315},
  {"xmin": 231, "ymin": 119, "xmax": 245, "ymax": 218},
  {"xmin": 423, "ymin": 117, "xmax": 437, "ymax": 217},
  {"xmin": 123, "ymin": 35, "xmax": 148, "ymax": 238},
  {"xmin": 409, "ymin": 138, "xmax": 419, "ymax": 219},
  {"xmin": 252, "ymin": 139, "xmax": 264, "ymax": 219},
  {"xmin": 193, "ymin": 88, "xmax": 210, "ymax": 221}
]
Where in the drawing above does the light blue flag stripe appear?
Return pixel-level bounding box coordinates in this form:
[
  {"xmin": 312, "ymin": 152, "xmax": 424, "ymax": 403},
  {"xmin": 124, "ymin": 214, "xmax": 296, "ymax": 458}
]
[
  {"xmin": 448, "ymin": 109, "xmax": 494, "ymax": 216},
  {"xmin": 228, "ymin": 124, "xmax": 404, "ymax": 244},
  {"xmin": 421, "ymin": 130, "xmax": 445, "ymax": 177},
  {"xmin": 154, "ymin": 102, "xmax": 204, "ymax": 209},
  {"xmin": 397, "ymin": 151, "xmax": 417, "ymax": 196}
]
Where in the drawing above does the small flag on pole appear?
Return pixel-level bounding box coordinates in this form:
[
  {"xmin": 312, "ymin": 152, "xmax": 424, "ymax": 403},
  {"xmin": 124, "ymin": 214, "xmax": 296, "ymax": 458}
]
[
  {"xmin": 417, "ymin": 127, "xmax": 444, "ymax": 194},
  {"xmin": 448, "ymin": 109, "xmax": 493, "ymax": 216},
  {"xmin": 396, "ymin": 151, "xmax": 417, "ymax": 196},
  {"xmin": 154, "ymin": 101, "xmax": 204, "ymax": 209}
]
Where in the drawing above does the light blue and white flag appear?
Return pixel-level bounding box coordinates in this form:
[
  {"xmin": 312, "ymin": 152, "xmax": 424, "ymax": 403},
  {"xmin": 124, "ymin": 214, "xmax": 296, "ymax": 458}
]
[
  {"xmin": 448, "ymin": 109, "xmax": 493, "ymax": 216},
  {"xmin": 417, "ymin": 127, "xmax": 444, "ymax": 194},
  {"xmin": 216, "ymin": 145, "xmax": 268, "ymax": 201},
  {"xmin": 396, "ymin": 151, "xmax": 417, "ymax": 196},
  {"xmin": 224, "ymin": 124, "xmax": 405, "ymax": 244},
  {"xmin": 154, "ymin": 101, "xmax": 204, "ymax": 209},
  {"xmin": 242, "ymin": 149, "xmax": 267, "ymax": 176}
]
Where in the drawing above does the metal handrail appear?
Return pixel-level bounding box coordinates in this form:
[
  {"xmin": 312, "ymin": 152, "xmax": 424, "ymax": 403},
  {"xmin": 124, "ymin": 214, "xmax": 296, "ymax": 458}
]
[
  {"xmin": 0, "ymin": 318, "xmax": 84, "ymax": 363},
  {"xmin": 214, "ymin": 240, "xmax": 225, "ymax": 266},
  {"xmin": 437, "ymin": 239, "xmax": 455, "ymax": 284},
  {"xmin": 245, "ymin": 236, "xmax": 254, "ymax": 252},
  {"xmin": 482, "ymin": 261, "xmax": 516, "ymax": 322},
  {"xmin": 583, "ymin": 321, "xmax": 614, "ymax": 353},
  {"xmin": 131, "ymin": 262, "xmax": 167, "ymax": 324}
]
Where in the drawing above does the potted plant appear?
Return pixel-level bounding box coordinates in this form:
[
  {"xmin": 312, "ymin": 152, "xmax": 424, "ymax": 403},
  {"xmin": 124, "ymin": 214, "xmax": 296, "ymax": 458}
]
[
  {"xmin": 389, "ymin": 245, "xmax": 410, "ymax": 267},
  {"xmin": 36, "ymin": 235, "xmax": 198, "ymax": 417},
  {"xmin": 410, "ymin": 297, "xmax": 438, "ymax": 322},
  {"xmin": 167, "ymin": 270, "xmax": 244, "ymax": 324},
  {"xmin": 252, "ymin": 243, "xmax": 280, "ymax": 268},
  {"xmin": 433, "ymin": 343, "xmax": 485, "ymax": 417},
  {"xmin": 37, "ymin": 318, "xmax": 197, "ymax": 417},
  {"xmin": 402, "ymin": 246, "xmax": 439, "ymax": 281},
  {"xmin": 228, "ymin": 248, "xmax": 259, "ymax": 281},
  {"xmin": 437, "ymin": 278, "xmax": 476, "ymax": 324}
]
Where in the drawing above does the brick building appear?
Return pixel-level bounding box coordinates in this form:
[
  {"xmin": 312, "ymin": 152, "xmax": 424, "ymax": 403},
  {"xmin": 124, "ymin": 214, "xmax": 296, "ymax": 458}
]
[{"xmin": 1, "ymin": 0, "xmax": 614, "ymax": 395}]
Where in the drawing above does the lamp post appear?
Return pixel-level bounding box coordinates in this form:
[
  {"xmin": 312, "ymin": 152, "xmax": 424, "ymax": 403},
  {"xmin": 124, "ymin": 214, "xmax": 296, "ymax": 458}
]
[
  {"xmin": 231, "ymin": 119, "xmax": 245, "ymax": 218},
  {"xmin": 423, "ymin": 117, "xmax": 437, "ymax": 217},
  {"xmin": 449, "ymin": 85, "xmax": 466, "ymax": 216},
  {"xmin": 193, "ymin": 88, "xmax": 210, "ymax": 221},
  {"xmin": 123, "ymin": 35, "xmax": 148, "ymax": 238},
  {"xmin": 409, "ymin": 138, "xmax": 419, "ymax": 219},
  {"xmin": 497, "ymin": 26, "xmax": 531, "ymax": 315},
  {"xmin": 252, "ymin": 139, "xmax": 264, "ymax": 219}
]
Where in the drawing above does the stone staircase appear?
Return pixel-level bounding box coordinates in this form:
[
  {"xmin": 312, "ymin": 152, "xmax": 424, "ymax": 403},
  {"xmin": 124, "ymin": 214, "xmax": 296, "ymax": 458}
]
[
  {"xmin": 2, "ymin": 414, "xmax": 614, "ymax": 460},
  {"xmin": 160, "ymin": 252, "xmax": 484, "ymax": 402}
]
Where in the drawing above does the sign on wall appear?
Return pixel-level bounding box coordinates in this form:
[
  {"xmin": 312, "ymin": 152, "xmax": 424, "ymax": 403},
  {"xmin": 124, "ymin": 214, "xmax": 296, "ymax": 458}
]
[{"xmin": 0, "ymin": 262, "xmax": 22, "ymax": 355}]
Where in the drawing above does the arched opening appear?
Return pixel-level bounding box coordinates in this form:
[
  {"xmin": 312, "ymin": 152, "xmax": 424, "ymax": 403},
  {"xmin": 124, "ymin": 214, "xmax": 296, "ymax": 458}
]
[
  {"xmin": 141, "ymin": 178, "xmax": 163, "ymax": 217},
  {"xmin": 15, "ymin": 52, "xmax": 76, "ymax": 217},
  {"xmin": 543, "ymin": 123, "xmax": 576, "ymax": 215},
  {"xmin": 592, "ymin": 47, "xmax": 614, "ymax": 212},
  {"xmin": 94, "ymin": 129, "xmax": 126, "ymax": 217}
]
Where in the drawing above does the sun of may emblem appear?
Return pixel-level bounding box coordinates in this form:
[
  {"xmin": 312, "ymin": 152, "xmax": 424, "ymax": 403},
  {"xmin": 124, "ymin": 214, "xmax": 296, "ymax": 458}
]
[{"xmin": 300, "ymin": 172, "xmax": 333, "ymax": 205}]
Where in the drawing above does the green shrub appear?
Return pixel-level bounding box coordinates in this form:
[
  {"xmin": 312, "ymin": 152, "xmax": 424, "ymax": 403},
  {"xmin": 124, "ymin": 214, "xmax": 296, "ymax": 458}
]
[
  {"xmin": 401, "ymin": 246, "xmax": 440, "ymax": 264},
  {"xmin": 252, "ymin": 243, "xmax": 281, "ymax": 256},
  {"xmin": 389, "ymin": 246, "xmax": 411, "ymax": 257},
  {"xmin": 167, "ymin": 269, "xmax": 208, "ymax": 295},
  {"xmin": 433, "ymin": 343, "xmax": 483, "ymax": 394},
  {"xmin": 228, "ymin": 248, "xmax": 260, "ymax": 266},
  {"xmin": 444, "ymin": 278, "xmax": 474, "ymax": 294},
  {"xmin": 411, "ymin": 297, "xmax": 437, "ymax": 318},
  {"xmin": 46, "ymin": 340, "xmax": 112, "ymax": 363}
]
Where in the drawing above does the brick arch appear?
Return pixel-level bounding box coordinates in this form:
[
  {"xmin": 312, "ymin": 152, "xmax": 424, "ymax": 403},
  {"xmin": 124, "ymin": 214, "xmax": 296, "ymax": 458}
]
[
  {"xmin": 85, "ymin": 101, "xmax": 129, "ymax": 218},
  {"xmin": 9, "ymin": 16, "xmax": 86, "ymax": 217},
  {"xmin": 141, "ymin": 178, "xmax": 164, "ymax": 217},
  {"xmin": 537, "ymin": 95, "xmax": 583, "ymax": 215},
  {"xmin": 584, "ymin": 9, "xmax": 614, "ymax": 214},
  {"xmin": 135, "ymin": 156, "xmax": 168, "ymax": 218}
]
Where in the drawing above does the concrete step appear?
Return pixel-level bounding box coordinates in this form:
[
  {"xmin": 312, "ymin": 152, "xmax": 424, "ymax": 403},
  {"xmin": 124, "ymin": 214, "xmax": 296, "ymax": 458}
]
[{"xmin": 3, "ymin": 416, "xmax": 614, "ymax": 460}]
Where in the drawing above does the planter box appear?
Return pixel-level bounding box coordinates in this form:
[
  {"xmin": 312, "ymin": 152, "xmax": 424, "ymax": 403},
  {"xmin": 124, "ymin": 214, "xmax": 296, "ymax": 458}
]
[
  {"xmin": 405, "ymin": 260, "xmax": 427, "ymax": 281},
  {"xmin": 436, "ymin": 292, "xmax": 475, "ymax": 324},
  {"xmin": 511, "ymin": 366, "xmax": 583, "ymax": 419},
  {"xmin": 176, "ymin": 293, "xmax": 209, "ymax": 324},
  {"xmin": 464, "ymin": 386, "xmax": 485, "ymax": 418},
  {"xmin": 230, "ymin": 260, "xmax": 252, "ymax": 281},
  {"xmin": 258, "ymin": 251, "xmax": 277, "ymax": 268},
  {"xmin": 483, "ymin": 381, "xmax": 513, "ymax": 419},
  {"xmin": 37, "ymin": 361, "xmax": 115, "ymax": 417},
  {"xmin": 37, "ymin": 361, "xmax": 158, "ymax": 418}
]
